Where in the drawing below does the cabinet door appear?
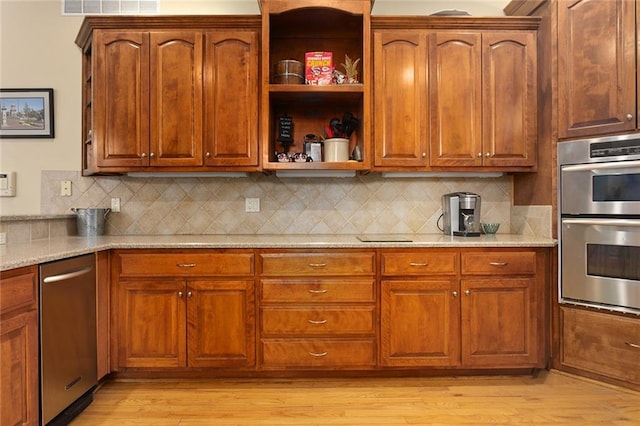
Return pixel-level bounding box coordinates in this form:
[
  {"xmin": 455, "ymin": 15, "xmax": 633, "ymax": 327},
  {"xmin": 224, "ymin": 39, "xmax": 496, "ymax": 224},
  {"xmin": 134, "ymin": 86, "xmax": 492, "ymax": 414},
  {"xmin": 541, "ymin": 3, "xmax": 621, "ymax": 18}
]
[
  {"xmin": 429, "ymin": 32, "xmax": 482, "ymax": 167},
  {"xmin": 482, "ymin": 31, "xmax": 537, "ymax": 167},
  {"xmin": 94, "ymin": 30, "xmax": 150, "ymax": 167},
  {"xmin": 187, "ymin": 280, "xmax": 255, "ymax": 368},
  {"xmin": 150, "ymin": 31, "xmax": 203, "ymax": 166},
  {"xmin": 117, "ymin": 280, "xmax": 186, "ymax": 368},
  {"xmin": 204, "ymin": 31, "xmax": 259, "ymax": 167},
  {"xmin": 558, "ymin": 0, "xmax": 636, "ymax": 139},
  {"xmin": 381, "ymin": 279, "xmax": 460, "ymax": 367},
  {"xmin": 373, "ymin": 31, "xmax": 429, "ymax": 168},
  {"xmin": 0, "ymin": 310, "xmax": 38, "ymax": 426},
  {"xmin": 461, "ymin": 278, "xmax": 538, "ymax": 367}
]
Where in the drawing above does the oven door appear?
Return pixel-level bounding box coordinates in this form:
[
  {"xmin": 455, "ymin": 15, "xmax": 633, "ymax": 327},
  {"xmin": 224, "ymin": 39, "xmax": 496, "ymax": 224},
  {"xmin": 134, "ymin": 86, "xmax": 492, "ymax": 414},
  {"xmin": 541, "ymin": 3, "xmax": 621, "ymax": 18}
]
[
  {"xmin": 561, "ymin": 160, "xmax": 640, "ymax": 216},
  {"xmin": 561, "ymin": 218, "xmax": 640, "ymax": 313}
]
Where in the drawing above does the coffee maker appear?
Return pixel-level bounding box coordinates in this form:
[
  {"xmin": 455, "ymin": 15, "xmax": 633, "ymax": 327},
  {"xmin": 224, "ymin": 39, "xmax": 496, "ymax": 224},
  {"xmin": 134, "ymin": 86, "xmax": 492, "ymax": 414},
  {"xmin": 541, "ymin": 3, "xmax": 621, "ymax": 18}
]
[{"xmin": 441, "ymin": 192, "xmax": 482, "ymax": 236}]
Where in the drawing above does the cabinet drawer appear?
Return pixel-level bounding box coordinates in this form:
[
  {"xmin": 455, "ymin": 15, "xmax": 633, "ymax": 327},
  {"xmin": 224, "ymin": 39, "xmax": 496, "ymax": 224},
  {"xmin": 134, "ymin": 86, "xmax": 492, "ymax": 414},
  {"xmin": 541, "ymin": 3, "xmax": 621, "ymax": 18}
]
[
  {"xmin": 260, "ymin": 252, "xmax": 375, "ymax": 276},
  {"xmin": 118, "ymin": 251, "xmax": 254, "ymax": 277},
  {"xmin": 561, "ymin": 307, "xmax": 640, "ymax": 384},
  {"xmin": 261, "ymin": 279, "xmax": 375, "ymax": 303},
  {"xmin": 461, "ymin": 251, "xmax": 536, "ymax": 275},
  {"xmin": 0, "ymin": 266, "xmax": 38, "ymax": 316},
  {"xmin": 381, "ymin": 251, "xmax": 458, "ymax": 276},
  {"xmin": 260, "ymin": 338, "xmax": 376, "ymax": 368},
  {"xmin": 261, "ymin": 306, "xmax": 376, "ymax": 335}
]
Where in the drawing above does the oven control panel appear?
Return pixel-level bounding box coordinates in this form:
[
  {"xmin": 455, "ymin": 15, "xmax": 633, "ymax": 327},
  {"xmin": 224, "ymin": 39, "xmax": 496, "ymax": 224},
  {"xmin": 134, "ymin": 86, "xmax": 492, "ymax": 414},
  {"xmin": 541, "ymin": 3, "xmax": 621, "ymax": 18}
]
[{"xmin": 591, "ymin": 139, "xmax": 640, "ymax": 158}]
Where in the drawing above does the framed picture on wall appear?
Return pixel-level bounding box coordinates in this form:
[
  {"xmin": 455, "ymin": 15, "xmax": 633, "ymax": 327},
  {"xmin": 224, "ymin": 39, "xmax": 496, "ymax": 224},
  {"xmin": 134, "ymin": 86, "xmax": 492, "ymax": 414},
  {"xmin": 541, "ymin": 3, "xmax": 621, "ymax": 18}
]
[{"xmin": 0, "ymin": 88, "xmax": 54, "ymax": 138}]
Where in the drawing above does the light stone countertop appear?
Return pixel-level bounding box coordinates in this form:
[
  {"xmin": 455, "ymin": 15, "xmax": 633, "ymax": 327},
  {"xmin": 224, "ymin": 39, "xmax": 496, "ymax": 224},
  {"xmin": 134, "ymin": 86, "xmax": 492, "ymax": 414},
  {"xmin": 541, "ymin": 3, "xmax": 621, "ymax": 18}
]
[{"xmin": 0, "ymin": 234, "xmax": 557, "ymax": 271}]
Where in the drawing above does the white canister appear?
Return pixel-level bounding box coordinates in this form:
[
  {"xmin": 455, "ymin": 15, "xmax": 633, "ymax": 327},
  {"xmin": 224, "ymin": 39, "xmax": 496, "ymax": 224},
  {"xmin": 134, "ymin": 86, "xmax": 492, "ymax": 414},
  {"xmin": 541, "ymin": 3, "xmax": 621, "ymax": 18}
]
[{"xmin": 323, "ymin": 138, "xmax": 349, "ymax": 162}]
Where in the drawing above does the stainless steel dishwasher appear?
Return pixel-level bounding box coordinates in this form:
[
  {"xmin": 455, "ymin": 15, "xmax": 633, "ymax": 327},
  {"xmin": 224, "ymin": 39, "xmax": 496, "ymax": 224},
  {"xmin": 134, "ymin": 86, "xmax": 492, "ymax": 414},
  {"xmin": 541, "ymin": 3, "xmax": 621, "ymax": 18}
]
[{"xmin": 40, "ymin": 253, "xmax": 97, "ymax": 425}]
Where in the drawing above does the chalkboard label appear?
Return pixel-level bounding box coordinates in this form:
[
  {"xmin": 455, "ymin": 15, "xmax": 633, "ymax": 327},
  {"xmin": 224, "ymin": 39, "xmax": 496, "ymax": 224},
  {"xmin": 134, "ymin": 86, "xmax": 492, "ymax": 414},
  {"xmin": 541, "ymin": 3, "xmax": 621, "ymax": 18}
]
[{"xmin": 278, "ymin": 116, "xmax": 293, "ymax": 143}]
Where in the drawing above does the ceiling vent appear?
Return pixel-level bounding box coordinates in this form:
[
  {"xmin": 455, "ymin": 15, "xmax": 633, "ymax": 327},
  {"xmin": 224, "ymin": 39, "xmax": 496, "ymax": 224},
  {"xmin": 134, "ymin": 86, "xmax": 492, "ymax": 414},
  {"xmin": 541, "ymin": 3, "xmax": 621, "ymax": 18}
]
[{"xmin": 62, "ymin": 0, "xmax": 158, "ymax": 15}]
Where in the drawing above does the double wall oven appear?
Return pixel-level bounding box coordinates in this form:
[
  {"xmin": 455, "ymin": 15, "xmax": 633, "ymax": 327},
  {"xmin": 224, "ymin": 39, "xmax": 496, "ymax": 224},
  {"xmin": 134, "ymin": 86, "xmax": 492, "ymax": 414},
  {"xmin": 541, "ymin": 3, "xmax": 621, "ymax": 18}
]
[{"xmin": 558, "ymin": 134, "xmax": 640, "ymax": 315}]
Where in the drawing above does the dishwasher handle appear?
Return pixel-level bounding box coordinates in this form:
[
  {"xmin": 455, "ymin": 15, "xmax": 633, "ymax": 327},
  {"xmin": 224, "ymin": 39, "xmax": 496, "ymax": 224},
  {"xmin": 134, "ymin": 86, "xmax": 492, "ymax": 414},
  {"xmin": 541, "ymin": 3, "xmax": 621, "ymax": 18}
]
[{"xmin": 43, "ymin": 266, "xmax": 93, "ymax": 284}]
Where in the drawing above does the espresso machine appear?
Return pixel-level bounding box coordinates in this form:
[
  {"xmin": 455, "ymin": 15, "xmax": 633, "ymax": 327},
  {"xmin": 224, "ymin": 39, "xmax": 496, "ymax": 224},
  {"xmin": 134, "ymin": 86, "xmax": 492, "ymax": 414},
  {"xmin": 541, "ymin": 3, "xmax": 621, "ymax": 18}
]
[{"xmin": 441, "ymin": 192, "xmax": 482, "ymax": 236}]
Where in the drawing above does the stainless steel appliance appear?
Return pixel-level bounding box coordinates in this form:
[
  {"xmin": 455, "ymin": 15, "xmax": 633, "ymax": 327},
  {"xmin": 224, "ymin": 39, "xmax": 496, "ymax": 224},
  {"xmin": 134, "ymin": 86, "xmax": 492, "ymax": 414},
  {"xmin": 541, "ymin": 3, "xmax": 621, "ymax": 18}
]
[
  {"xmin": 40, "ymin": 254, "xmax": 97, "ymax": 425},
  {"xmin": 442, "ymin": 192, "xmax": 482, "ymax": 236},
  {"xmin": 558, "ymin": 134, "xmax": 640, "ymax": 314}
]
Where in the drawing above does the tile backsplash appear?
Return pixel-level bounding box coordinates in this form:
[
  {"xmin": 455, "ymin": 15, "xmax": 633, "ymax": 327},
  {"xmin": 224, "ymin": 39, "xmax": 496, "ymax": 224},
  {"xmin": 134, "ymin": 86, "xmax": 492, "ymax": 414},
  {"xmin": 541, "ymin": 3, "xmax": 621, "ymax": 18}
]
[{"xmin": 37, "ymin": 170, "xmax": 552, "ymax": 237}]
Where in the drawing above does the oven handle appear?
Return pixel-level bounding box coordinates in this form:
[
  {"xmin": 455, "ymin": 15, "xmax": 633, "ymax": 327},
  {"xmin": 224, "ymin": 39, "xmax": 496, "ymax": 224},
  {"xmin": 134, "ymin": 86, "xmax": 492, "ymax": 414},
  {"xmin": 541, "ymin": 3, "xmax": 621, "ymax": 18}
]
[
  {"xmin": 562, "ymin": 218, "xmax": 640, "ymax": 227},
  {"xmin": 561, "ymin": 159, "xmax": 640, "ymax": 172}
]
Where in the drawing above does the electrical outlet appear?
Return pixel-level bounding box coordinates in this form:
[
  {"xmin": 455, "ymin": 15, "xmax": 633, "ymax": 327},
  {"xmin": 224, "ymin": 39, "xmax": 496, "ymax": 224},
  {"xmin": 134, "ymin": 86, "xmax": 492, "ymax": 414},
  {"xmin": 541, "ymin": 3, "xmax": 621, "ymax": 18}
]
[
  {"xmin": 111, "ymin": 197, "xmax": 121, "ymax": 212},
  {"xmin": 245, "ymin": 197, "xmax": 260, "ymax": 212},
  {"xmin": 61, "ymin": 180, "xmax": 72, "ymax": 196}
]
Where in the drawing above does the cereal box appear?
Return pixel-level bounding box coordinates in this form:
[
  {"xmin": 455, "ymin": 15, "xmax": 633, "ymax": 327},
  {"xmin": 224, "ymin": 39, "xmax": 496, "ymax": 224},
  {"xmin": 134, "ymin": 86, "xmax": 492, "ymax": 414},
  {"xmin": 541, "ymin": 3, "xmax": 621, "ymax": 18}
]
[{"xmin": 305, "ymin": 52, "xmax": 333, "ymax": 85}]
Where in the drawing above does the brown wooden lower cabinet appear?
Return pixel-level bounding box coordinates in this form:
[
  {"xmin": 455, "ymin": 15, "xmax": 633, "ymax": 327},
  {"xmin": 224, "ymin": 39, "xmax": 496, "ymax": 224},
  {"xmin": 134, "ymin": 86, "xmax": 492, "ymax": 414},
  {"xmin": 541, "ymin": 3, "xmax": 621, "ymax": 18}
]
[
  {"xmin": 110, "ymin": 247, "xmax": 548, "ymax": 374},
  {"xmin": 380, "ymin": 248, "xmax": 546, "ymax": 369},
  {"xmin": 258, "ymin": 250, "xmax": 377, "ymax": 370},
  {"xmin": 112, "ymin": 250, "xmax": 256, "ymax": 369},
  {"xmin": 0, "ymin": 266, "xmax": 39, "ymax": 426},
  {"xmin": 560, "ymin": 307, "xmax": 640, "ymax": 387}
]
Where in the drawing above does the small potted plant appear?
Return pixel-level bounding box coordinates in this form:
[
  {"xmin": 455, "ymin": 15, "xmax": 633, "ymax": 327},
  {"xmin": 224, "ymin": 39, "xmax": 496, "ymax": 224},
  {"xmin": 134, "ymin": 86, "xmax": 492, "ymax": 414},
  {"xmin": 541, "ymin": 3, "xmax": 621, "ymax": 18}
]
[{"xmin": 341, "ymin": 54, "xmax": 361, "ymax": 84}]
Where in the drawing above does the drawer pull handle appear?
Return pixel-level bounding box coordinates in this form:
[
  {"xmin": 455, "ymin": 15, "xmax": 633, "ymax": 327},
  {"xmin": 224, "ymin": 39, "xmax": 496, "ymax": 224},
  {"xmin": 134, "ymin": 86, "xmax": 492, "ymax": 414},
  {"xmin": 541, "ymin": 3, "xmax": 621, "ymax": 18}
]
[
  {"xmin": 409, "ymin": 262, "xmax": 429, "ymax": 267},
  {"xmin": 309, "ymin": 351, "xmax": 328, "ymax": 357},
  {"xmin": 177, "ymin": 263, "xmax": 196, "ymax": 268},
  {"xmin": 308, "ymin": 263, "xmax": 327, "ymax": 268},
  {"xmin": 308, "ymin": 289, "xmax": 328, "ymax": 294},
  {"xmin": 308, "ymin": 319, "xmax": 327, "ymax": 325},
  {"xmin": 626, "ymin": 342, "xmax": 640, "ymax": 349},
  {"xmin": 489, "ymin": 262, "xmax": 508, "ymax": 267}
]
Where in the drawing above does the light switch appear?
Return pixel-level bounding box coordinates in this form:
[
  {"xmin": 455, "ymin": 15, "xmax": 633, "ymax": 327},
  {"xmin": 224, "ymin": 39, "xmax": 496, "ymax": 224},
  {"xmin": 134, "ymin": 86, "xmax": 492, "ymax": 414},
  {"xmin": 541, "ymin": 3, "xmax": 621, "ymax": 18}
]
[{"xmin": 0, "ymin": 172, "xmax": 16, "ymax": 197}]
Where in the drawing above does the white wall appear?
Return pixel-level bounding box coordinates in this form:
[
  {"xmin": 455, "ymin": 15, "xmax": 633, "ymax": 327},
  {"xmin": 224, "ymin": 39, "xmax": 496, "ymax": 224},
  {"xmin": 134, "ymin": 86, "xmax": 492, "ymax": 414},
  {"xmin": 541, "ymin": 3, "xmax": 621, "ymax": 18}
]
[{"xmin": 0, "ymin": 0, "xmax": 508, "ymax": 216}]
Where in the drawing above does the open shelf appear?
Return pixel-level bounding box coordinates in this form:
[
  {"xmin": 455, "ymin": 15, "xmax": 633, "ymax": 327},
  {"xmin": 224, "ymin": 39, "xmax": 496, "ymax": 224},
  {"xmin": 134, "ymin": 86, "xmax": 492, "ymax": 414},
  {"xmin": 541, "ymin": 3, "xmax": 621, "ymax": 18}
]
[{"xmin": 260, "ymin": 1, "xmax": 371, "ymax": 172}]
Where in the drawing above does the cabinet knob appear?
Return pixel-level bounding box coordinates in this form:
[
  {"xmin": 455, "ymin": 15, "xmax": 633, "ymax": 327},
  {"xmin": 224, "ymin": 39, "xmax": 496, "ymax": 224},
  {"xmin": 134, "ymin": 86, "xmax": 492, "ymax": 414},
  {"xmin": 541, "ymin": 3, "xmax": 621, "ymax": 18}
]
[
  {"xmin": 464, "ymin": 290, "xmax": 470, "ymax": 296},
  {"xmin": 452, "ymin": 291, "xmax": 458, "ymax": 297},
  {"xmin": 485, "ymin": 152, "xmax": 491, "ymax": 158},
  {"xmin": 149, "ymin": 152, "xmax": 155, "ymax": 158},
  {"xmin": 422, "ymin": 152, "xmax": 427, "ymax": 158},
  {"xmin": 627, "ymin": 114, "xmax": 633, "ymax": 121},
  {"xmin": 141, "ymin": 153, "xmax": 146, "ymax": 158},
  {"xmin": 187, "ymin": 291, "xmax": 193, "ymax": 298},
  {"xmin": 477, "ymin": 152, "xmax": 483, "ymax": 158},
  {"xmin": 206, "ymin": 152, "xmax": 211, "ymax": 158},
  {"xmin": 178, "ymin": 291, "xmax": 184, "ymax": 298}
]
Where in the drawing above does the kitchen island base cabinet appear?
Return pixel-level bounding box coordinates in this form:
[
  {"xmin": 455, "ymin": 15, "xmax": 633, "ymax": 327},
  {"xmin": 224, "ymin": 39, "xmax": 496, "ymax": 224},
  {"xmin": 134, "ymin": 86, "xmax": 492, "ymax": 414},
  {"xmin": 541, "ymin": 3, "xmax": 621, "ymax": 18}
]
[
  {"xmin": 0, "ymin": 266, "xmax": 39, "ymax": 426},
  {"xmin": 112, "ymin": 250, "xmax": 256, "ymax": 370}
]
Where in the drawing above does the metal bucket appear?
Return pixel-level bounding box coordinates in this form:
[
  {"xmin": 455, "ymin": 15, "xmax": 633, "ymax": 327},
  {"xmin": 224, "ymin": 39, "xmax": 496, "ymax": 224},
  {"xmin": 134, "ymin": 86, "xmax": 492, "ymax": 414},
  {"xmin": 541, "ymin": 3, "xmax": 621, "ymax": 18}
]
[{"xmin": 72, "ymin": 208, "xmax": 110, "ymax": 236}]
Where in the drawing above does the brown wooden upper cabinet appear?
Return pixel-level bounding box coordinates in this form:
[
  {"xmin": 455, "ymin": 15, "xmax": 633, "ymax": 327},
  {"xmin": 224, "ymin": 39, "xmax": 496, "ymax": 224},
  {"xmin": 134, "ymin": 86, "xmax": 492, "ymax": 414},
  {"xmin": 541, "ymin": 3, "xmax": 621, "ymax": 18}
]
[
  {"xmin": 372, "ymin": 18, "xmax": 539, "ymax": 172},
  {"xmin": 76, "ymin": 17, "xmax": 260, "ymax": 175},
  {"xmin": 557, "ymin": 0, "xmax": 637, "ymax": 139}
]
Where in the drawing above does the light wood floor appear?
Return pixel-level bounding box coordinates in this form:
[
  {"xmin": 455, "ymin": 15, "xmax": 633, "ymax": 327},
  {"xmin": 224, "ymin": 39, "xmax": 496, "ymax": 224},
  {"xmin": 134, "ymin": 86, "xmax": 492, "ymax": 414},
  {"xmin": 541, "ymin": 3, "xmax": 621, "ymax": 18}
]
[{"xmin": 71, "ymin": 370, "xmax": 640, "ymax": 425}]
